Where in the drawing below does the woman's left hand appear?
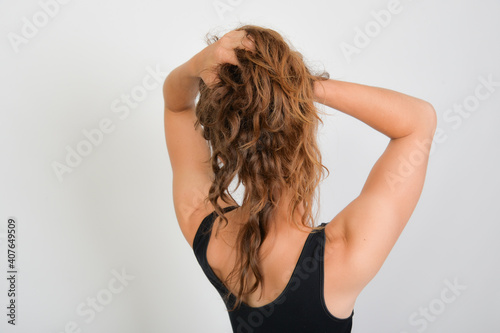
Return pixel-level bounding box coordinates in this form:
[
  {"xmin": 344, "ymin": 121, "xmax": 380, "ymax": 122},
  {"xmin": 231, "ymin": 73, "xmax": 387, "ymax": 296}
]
[{"xmin": 194, "ymin": 30, "xmax": 255, "ymax": 87}]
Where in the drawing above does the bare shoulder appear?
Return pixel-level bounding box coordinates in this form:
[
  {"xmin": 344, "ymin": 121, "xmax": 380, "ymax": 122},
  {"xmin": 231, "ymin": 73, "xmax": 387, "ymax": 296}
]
[
  {"xmin": 322, "ymin": 217, "xmax": 359, "ymax": 318},
  {"xmin": 180, "ymin": 199, "xmax": 239, "ymax": 250}
]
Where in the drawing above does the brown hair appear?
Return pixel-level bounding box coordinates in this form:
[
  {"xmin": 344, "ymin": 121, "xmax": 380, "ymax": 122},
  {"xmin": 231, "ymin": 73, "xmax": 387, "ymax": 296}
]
[{"xmin": 194, "ymin": 24, "xmax": 330, "ymax": 311}]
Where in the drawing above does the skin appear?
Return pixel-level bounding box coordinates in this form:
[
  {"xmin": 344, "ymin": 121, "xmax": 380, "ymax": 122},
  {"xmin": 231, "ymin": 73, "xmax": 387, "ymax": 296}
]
[{"xmin": 163, "ymin": 29, "xmax": 437, "ymax": 318}]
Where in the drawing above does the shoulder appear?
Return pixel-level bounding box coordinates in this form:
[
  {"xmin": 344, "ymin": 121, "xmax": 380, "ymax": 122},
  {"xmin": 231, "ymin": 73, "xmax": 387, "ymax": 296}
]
[
  {"xmin": 177, "ymin": 198, "xmax": 239, "ymax": 250},
  {"xmin": 180, "ymin": 208, "xmax": 212, "ymax": 250},
  {"xmin": 322, "ymin": 216, "xmax": 360, "ymax": 292}
]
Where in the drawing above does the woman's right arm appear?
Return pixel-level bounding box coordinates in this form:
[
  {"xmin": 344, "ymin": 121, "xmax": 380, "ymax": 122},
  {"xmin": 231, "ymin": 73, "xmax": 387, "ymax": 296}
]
[
  {"xmin": 314, "ymin": 79, "xmax": 437, "ymax": 303},
  {"xmin": 313, "ymin": 79, "xmax": 436, "ymax": 139}
]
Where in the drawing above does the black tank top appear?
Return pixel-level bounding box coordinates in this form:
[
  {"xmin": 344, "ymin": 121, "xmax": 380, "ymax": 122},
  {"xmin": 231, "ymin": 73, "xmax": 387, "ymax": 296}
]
[{"xmin": 193, "ymin": 206, "xmax": 354, "ymax": 333}]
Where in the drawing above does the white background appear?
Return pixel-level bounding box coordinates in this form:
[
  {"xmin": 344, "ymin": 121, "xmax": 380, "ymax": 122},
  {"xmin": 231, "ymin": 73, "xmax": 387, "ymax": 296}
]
[{"xmin": 1, "ymin": 0, "xmax": 499, "ymax": 332}]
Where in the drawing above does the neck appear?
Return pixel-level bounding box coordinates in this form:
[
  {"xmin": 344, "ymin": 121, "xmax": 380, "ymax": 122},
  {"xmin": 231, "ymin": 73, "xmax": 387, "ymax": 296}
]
[
  {"xmin": 270, "ymin": 188, "xmax": 310, "ymax": 233},
  {"xmin": 231, "ymin": 188, "xmax": 309, "ymax": 233}
]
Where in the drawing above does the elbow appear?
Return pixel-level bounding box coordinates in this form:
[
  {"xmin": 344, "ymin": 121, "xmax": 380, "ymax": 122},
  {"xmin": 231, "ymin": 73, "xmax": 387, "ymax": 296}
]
[{"xmin": 416, "ymin": 101, "xmax": 438, "ymax": 137}]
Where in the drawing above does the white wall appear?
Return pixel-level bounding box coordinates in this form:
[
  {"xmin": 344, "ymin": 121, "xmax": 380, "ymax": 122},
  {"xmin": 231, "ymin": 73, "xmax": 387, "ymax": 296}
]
[{"xmin": 1, "ymin": 0, "xmax": 499, "ymax": 332}]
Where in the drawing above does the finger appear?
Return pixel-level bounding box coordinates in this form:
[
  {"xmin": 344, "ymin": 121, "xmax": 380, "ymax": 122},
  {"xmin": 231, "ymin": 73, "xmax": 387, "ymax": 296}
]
[
  {"xmin": 240, "ymin": 35, "xmax": 255, "ymax": 52},
  {"xmin": 227, "ymin": 30, "xmax": 254, "ymax": 51}
]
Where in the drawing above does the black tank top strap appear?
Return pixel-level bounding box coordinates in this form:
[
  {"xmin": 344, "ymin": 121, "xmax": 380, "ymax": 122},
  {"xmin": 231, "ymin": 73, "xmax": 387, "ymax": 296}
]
[{"xmin": 193, "ymin": 205, "xmax": 239, "ymax": 251}]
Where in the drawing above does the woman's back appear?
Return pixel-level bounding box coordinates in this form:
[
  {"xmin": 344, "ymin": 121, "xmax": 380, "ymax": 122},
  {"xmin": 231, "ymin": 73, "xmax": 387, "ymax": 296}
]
[{"xmin": 192, "ymin": 204, "xmax": 354, "ymax": 332}]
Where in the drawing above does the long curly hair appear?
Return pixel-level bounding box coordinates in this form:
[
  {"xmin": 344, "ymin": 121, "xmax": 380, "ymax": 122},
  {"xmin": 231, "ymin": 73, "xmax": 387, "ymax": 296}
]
[{"xmin": 194, "ymin": 24, "xmax": 330, "ymax": 312}]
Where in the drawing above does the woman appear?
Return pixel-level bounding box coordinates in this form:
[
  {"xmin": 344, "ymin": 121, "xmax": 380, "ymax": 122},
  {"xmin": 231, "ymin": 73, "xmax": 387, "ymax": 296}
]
[{"xmin": 163, "ymin": 24, "xmax": 436, "ymax": 332}]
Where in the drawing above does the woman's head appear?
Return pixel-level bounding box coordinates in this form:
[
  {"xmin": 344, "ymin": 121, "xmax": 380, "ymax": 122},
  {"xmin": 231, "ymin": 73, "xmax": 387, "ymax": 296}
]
[{"xmin": 194, "ymin": 24, "xmax": 330, "ymax": 311}]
